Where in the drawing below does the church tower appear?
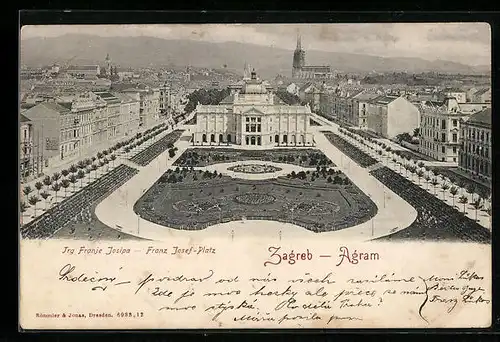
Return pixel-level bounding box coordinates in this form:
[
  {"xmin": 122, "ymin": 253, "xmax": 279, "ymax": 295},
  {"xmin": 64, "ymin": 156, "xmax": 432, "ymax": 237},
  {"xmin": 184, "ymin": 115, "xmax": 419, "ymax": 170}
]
[
  {"xmin": 105, "ymin": 53, "xmax": 112, "ymax": 75},
  {"xmin": 292, "ymin": 33, "xmax": 306, "ymax": 78}
]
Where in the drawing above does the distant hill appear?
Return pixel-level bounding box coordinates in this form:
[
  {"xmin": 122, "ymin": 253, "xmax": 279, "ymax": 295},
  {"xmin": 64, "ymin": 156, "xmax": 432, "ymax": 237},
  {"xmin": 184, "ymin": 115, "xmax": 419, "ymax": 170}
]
[{"xmin": 20, "ymin": 34, "xmax": 490, "ymax": 78}]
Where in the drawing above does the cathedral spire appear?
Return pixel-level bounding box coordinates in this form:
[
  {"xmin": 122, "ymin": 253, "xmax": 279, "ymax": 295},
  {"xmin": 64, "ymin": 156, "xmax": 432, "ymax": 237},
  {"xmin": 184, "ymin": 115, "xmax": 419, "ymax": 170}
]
[{"xmin": 296, "ymin": 32, "xmax": 302, "ymax": 51}]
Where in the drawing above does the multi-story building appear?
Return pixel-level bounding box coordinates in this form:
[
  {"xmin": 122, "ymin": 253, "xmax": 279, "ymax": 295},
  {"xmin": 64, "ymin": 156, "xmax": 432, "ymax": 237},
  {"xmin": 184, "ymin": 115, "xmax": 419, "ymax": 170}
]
[
  {"xmin": 66, "ymin": 65, "xmax": 100, "ymax": 79},
  {"xmin": 94, "ymin": 91, "xmax": 123, "ymax": 141},
  {"xmin": 418, "ymin": 98, "xmax": 491, "ymax": 162},
  {"xmin": 159, "ymin": 83, "xmax": 172, "ymax": 118},
  {"xmin": 442, "ymin": 88, "xmax": 467, "ymax": 104},
  {"xmin": 458, "ymin": 108, "xmax": 491, "ymax": 182},
  {"xmin": 366, "ymin": 95, "xmax": 420, "ymax": 139},
  {"xmin": 114, "ymin": 92, "xmax": 141, "ymax": 138},
  {"xmin": 298, "ymin": 82, "xmax": 321, "ymax": 111},
  {"xmin": 122, "ymin": 85, "xmax": 161, "ymax": 129},
  {"xmin": 20, "ymin": 114, "xmax": 33, "ymax": 177},
  {"xmin": 21, "ymin": 102, "xmax": 72, "ymax": 173},
  {"xmin": 194, "ymin": 70, "xmax": 314, "ymax": 147},
  {"xmin": 351, "ymin": 91, "xmax": 379, "ymax": 129},
  {"xmin": 471, "ymin": 88, "xmax": 491, "ymax": 103}
]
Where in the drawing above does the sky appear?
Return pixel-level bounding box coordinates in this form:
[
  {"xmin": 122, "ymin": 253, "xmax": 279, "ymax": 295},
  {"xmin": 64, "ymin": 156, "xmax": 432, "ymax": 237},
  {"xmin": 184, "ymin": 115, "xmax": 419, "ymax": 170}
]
[{"xmin": 20, "ymin": 23, "xmax": 491, "ymax": 66}]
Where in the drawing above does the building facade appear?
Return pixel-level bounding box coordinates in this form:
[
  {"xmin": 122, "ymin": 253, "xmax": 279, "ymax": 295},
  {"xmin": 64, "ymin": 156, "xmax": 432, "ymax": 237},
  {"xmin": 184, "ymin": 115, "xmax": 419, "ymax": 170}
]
[
  {"xmin": 418, "ymin": 98, "xmax": 490, "ymax": 162},
  {"xmin": 193, "ymin": 71, "xmax": 314, "ymax": 147},
  {"xmin": 94, "ymin": 91, "xmax": 123, "ymax": 141},
  {"xmin": 22, "ymin": 102, "xmax": 71, "ymax": 174},
  {"xmin": 114, "ymin": 92, "xmax": 141, "ymax": 138},
  {"xmin": 458, "ymin": 108, "xmax": 491, "ymax": 182},
  {"xmin": 366, "ymin": 95, "xmax": 420, "ymax": 139},
  {"xmin": 123, "ymin": 85, "xmax": 161, "ymax": 129},
  {"xmin": 20, "ymin": 114, "xmax": 33, "ymax": 177}
]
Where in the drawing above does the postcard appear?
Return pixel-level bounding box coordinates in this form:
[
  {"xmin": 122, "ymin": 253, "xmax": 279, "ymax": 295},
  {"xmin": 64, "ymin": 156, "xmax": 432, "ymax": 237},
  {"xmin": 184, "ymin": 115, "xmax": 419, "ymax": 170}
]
[{"xmin": 19, "ymin": 22, "xmax": 492, "ymax": 330}]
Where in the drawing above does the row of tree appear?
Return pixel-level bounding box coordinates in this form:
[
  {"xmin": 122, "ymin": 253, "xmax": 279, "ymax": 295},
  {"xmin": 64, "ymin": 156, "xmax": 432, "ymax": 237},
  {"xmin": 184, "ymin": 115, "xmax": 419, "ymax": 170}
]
[{"xmin": 183, "ymin": 88, "xmax": 231, "ymax": 114}]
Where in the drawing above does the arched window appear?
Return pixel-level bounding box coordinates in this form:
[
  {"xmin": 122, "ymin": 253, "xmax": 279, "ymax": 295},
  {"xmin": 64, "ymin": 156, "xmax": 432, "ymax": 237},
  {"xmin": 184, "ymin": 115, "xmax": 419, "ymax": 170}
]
[
  {"xmin": 219, "ymin": 134, "xmax": 223, "ymax": 143},
  {"xmin": 301, "ymin": 135, "xmax": 305, "ymax": 144},
  {"xmin": 245, "ymin": 136, "xmax": 249, "ymax": 145},
  {"xmin": 227, "ymin": 134, "xmax": 231, "ymax": 143},
  {"xmin": 283, "ymin": 135, "xmax": 288, "ymax": 144},
  {"xmin": 210, "ymin": 134, "xmax": 215, "ymax": 143},
  {"xmin": 202, "ymin": 134, "xmax": 207, "ymax": 143},
  {"xmin": 275, "ymin": 134, "xmax": 279, "ymax": 143}
]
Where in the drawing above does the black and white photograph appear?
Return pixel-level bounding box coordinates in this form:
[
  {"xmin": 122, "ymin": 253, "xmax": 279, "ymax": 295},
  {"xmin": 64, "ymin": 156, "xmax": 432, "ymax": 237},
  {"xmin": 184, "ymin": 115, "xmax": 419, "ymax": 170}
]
[
  {"xmin": 19, "ymin": 22, "xmax": 493, "ymax": 330},
  {"xmin": 19, "ymin": 23, "xmax": 492, "ymax": 243}
]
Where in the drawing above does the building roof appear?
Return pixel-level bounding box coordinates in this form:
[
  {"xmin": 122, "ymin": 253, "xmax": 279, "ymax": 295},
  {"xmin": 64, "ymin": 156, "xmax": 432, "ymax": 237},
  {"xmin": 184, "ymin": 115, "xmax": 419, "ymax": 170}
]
[
  {"xmin": 40, "ymin": 102, "xmax": 72, "ymax": 113},
  {"xmin": 219, "ymin": 94, "xmax": 235, "ymax": 105},
  {"xmin": 58, "ymin": 102, "xmax": 73, "ymax": 110},
  {"xmin": 370, "ymin": 95, "xmax": 399, "ymax": 105},
  {"xmin": 113, "ymin": 92, "xmax": 138, "ymax": 103},
  {"xmin": 473, "ymin": 88, "xmax": 490, "ymax": 96},
  {"xmin": 467, "ymin": 108, "xmax": 491, "ymax": 126},
  {"xmin": 352, "ymin": 91, "xmax": 379, "ymax": 101},
  {"xmin": 20, "ymin": 114, "xmax": 31, "ymax": 123},
  {"xmin": 94, "ymin": 91, "xmax": 121, "ymax": 104},
  {"xmin": 67, "ymin": 65, "xmax": 100, "ymax": 71}
]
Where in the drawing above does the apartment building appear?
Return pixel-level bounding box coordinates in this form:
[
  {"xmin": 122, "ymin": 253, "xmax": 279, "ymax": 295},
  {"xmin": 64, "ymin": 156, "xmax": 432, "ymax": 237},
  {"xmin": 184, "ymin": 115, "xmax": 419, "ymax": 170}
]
[
  {"xmin": 418, "ymin": 97, "xmax": 490, "ymax": 162},
  {"xmin": 458, "ymin": 108, "xmax": 492, "ymax": 182}
]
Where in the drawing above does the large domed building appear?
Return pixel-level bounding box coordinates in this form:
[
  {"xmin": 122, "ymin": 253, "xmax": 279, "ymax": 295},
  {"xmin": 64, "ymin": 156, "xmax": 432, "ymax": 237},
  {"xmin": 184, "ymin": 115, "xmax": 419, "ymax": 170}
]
[{"xmin": 192, "ymin": 69, "xmax": 314, "ymax": 147}]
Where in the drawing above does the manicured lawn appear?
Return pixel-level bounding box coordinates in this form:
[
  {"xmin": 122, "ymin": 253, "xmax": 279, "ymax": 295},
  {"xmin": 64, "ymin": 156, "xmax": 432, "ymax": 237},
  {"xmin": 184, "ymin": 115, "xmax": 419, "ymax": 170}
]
[
  {"xmin": 134, "ymin": 168, "xmax": 376, "ymax": 233},
  {"xmin": 174, "ymin": 148, "xmax": 335, "ymax": 168}
]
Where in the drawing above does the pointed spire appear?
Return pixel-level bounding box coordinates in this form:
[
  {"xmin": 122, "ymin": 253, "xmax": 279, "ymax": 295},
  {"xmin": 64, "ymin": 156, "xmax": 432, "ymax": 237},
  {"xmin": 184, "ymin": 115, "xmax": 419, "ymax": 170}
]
[{"xmin": 296, "ymin": 31, "xmax": 302, "ymax": 50}]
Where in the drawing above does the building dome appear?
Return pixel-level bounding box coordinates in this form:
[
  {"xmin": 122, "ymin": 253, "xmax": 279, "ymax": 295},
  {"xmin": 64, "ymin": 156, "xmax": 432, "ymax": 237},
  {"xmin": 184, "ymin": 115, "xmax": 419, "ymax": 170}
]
[{"xmin": 240, "ymin": 69, "xmax": 268, "ymax": 94}]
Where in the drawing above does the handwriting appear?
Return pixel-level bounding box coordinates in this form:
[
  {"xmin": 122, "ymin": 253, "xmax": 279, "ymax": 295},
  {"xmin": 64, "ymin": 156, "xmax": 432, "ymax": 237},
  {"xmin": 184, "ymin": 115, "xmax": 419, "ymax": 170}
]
[{"xmin": 53, "ymin": 263, "xmax": 490, "ymax": 327}]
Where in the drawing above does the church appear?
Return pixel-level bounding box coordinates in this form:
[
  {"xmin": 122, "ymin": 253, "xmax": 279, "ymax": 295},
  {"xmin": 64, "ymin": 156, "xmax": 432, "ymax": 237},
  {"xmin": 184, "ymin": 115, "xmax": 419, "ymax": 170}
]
[
  {"xmin": 292, "ymin": 35, "xmax": 334, "ymax": 79},
  {"xmin": 193, "ymin": 69, "xmax": 314, "ymax": 147}
]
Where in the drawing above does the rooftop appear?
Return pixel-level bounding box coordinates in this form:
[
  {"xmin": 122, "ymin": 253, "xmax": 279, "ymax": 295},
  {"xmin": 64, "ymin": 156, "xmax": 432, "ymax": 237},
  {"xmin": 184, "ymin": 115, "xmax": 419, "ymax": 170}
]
[
  {"xmin": 467, "ymin": 108, "xmax": 491, "ymax": 126},
  {"xmin": 20, "ymin": 114, "xmax": 31, "ymax": 123}
]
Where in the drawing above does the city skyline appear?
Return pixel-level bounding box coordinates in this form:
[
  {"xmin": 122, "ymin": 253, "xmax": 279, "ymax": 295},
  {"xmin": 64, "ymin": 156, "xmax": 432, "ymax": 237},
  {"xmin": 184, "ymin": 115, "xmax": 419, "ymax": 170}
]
[{"xmin": 21, "ymin": 23, "xmax": 491, "ymax": 67}]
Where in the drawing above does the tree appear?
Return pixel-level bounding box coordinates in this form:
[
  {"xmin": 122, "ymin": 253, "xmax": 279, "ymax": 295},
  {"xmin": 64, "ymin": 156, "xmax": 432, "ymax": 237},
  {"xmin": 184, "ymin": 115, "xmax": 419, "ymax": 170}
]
[
  {"xmin": 68, "ymin": 174, "xmax": 78, "ymax": 193},
  {"xmin": 110, "ymin": 154, "xmax": 117, "ymax": 168},
  {"xmin": 61, "ymin": 179, "xmax": 70, "ymax": 197},
  {"xmin": 424, "ymin": 175, "xmax": 431, "ymax": 190},
  {"xmin": 77, "ymin": 170, "xmax": 86, "ymax": 188},
  {"xmin": 20, "ymin": 202, "xmax": 29, "ymax": 225},
  {"xmin": 416, "ymin": 170, "xmax": 424, "ymax": 185},
  {"xmin": 441, "ymin": 183, "xmax": 450, "ymax": 200},
  {"xmin": 431, "ymin": 178, "xmax": 439, "ymax": 195},
  {"xmin": 413, "ymin": 127, "xmax": 420, "ymax": 137},
  {"xmin": 51, "ymin": 182, "xmax": 61, "ymax": 203},
  {"xmin": 77, "ymin": 160, "xmax": 86, "ymax": 169},
  {"xmin": 69, "ymin": 165, "xmax": 78, "ymax": 174},
  {"xmin": 97, "ymin": 152, "xmax": 103, "ymax": 159},
  {"xmin": 471, "ymin": 198, "xmax": 483, "ymax": 222},
  {"xmin": 28, "ymin": 195, "xmax": 40, "ymax": 217},
  {"xmin": 91, "ymin": 164, "xmax": 98, "ymax": 180},
  {"xmin": 43, "ymin": 176, "xmax": 52, "ymax": 190},
  {"xmin": 85, "ymin": 168, "xmax": 92, "ymax": 183},
  {"xmin": 40, "ymin": 191, "xmax": 51, "ymax": 210},
  {"xmin": 23, "ymin": 185, "xmax": 33, "ymax": 197},
  {"xmin": 458, "ymin": 195, "xmax": 468, "ymax": 213},
  {"xmin": 466, "ymin": 183, "xmax": 476, "ymax": 201},
  {"xmin": 418, "ymin": 161, "xmax": 425, "ymax": 169},
  {"xmin": 34, "ymin": 181, "xmax": 43, "ymax": 196},
  {"xmin": 449, "ymin": 186, "xmax": 458, "ymax": 207},
  {"xmin": 61, "ymin": 169, "xmax": 69, "ymax": 179},
  {"xmin": 52, "ymin": 172, "xmax": 61, "ymax": 183}
]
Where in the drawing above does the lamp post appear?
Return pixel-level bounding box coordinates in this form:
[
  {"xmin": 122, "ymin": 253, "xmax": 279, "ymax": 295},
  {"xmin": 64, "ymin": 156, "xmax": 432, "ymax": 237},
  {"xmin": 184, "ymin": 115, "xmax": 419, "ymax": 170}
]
[{"xmin": 371, "ymin": 218, "xmax": 374, "ymax": 237}]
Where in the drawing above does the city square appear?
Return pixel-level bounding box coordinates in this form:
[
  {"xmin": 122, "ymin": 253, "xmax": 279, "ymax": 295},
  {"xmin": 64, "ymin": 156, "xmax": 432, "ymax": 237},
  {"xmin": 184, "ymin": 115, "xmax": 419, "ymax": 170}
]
[{"xmin": 19, "ymin": 24, "xmax": 491, "ymax": 244}]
